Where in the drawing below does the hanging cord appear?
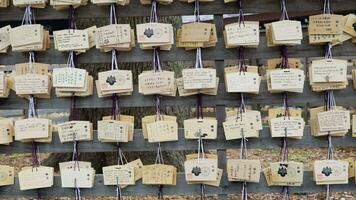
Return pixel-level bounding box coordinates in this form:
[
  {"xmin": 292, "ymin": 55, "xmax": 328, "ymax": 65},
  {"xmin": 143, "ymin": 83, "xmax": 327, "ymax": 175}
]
[
  {"xmin": 279, "ymin": 0, "xmax": 289, "ymax": 21},
  {"xmin": 193, "ymin": 0, "xmax": 203, "ymax": 70},
  {"xmin": 278, "ymin": 92, "xmax": 290, "ymax": 200},
  {"xmin": 322, "ymin": 0, "xmax": 334, "ymax": 191},
  {"xmin": 197, "ymin": 134, "xmax": 206, "ymax": 200},
  {"xmin": 237, "ymin": 0, "xmax": 245, "ymax": 25},
  {"xmin": 22, "ymin": 6, "xmax": 42, "ymax": 200},
  {"xmin": 115, "ymin": 143, "xmax": 128, "ymax": 200},
  {"xmin": 155, "ymin": 143, "xmax": 164, "ymax": 200},
  {"xmin": 154, "ymin": 94, "xmax": 165, "ymax": 199},
  {"xmin": 67, "ymin": 6, "xmax": 81, "ymax": 199},
  {"xmin": 323, "ymin": 0, "xmax": 332, "ymax": 14},
  {"xmin": 238, "ymin": 47, "xmax": 247, "ymax": 73},
  {"xmin": 324, "ymin": 90, "xmax": 336, "ymax": 200},
  {"xmin": 239, "ymin": 120, "xmax": 248, "ymax": 200}
]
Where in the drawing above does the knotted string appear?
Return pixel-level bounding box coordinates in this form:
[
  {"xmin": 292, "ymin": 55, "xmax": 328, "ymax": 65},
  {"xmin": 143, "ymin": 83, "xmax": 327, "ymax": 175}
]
[
  {"xmin": 66, "ymin": 6, "xmax": 81, "ymax": 198},
  {"xmin": 22, "ymin": 5, "xmax": 35, "ymax": 25},
  {"xmin": 238, "ymin": 47, "xmax": 246, "ymax": 73},
  {"xmin": 237, "ymin": 0, "xmax": 245, "ymax": 26},
  {"xmin": 197, "ymin": 134, "xmax": 206, "ymax": 199},
  {"xmin": 323, "ymin": 0, "xmax": 332, "ymax": 14},
  {"xmin": 280, "ymin": 87, "xmax": 290, "ymax": 200},
  {"xmin": 115, "ymin": 143, "xmax": 128, "ymax": 200},
  {"xmin": 279, "ymin": 0, "xmax": 289, "ymax": 21},
  {"xmin": 193, "ymin": 0, "xmax": 204, "ymax": 70},
  {"xmin": 155, "ymin": 142, "xmax": 164, "ymax": 199},
  {"xmin": 150, "ymin": 0, "xmax": 158, "ymax": 23},
  {"xmin": 280, "ymin": 45, "xmax": 288, "ymax": 69},
  {"xmin": 22, "ymin": 6, "xmax": 42, "ymax": 199}
]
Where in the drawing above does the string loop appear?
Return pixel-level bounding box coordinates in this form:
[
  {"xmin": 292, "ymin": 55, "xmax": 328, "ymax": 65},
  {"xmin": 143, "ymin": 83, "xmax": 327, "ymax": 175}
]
[
  {"xmin": 237, "ymin": 0, "xmax": 245, "ymax": 25},
  {"xmin": 323, "ymin": 0, "xmax": 332, "ymax": 14},
  {"xmin": 279, "ymin": 0, "xmax": 289, "ymax": 20}
]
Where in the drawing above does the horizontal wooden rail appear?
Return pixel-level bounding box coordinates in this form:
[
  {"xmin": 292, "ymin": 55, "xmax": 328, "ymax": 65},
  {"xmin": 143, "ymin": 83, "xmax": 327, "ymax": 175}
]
[
  {"xmin": 1, "ymin": 172, "xmax": 355, "ymax": 197},
  {"xmin": 0, "ymin": 0, "xmax": 354, "ymax": 20},
  {"xmin": 0, "ymin": 35, "xmax": 355, "ymax": 64},
  {"xmin": 0, "ymin": 126, "xmax": 354, "ymax": 154},
  {"xmin": 0, "ymin": 81, "xmax": 354, "ymax": 109}
]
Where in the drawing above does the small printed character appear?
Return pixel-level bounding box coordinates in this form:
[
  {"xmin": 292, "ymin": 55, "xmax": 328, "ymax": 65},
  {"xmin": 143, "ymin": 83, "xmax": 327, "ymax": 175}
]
[
  {"xmin": 192, "ymin": 166, "xmax": 201, "ymax": 176},
  {"xmin": 322, "ymin": 166, "xmax": 332, "ymax": 176},
  {"xmin": 144, "ymin": 28, "xmax": 154, "ymax": 38}
]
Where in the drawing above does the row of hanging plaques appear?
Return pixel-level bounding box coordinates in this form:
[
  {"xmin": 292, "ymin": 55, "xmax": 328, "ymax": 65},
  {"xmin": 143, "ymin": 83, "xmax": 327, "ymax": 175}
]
[
  {"xmin": 0, "ymin": 57, "xmax": 354, "ymax": 98},
  {"xmin": 0, "ymin": 13, "xmax": 355, "ymax": 53},
  {"xmin": 0, "ymin": 106, "xmax": 355, "ymax": 145},
  {"xmin": 0, "ymin": 156, "xmax": 355, "ymax": 191}
]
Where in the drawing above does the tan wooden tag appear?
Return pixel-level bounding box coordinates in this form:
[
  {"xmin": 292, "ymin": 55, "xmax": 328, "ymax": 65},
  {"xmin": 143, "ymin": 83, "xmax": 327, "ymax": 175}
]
[
  {"xmin": 224, "ymin": 21, "xmax": 259, "ymax": 46},
  {"xmin": 52, "ymin": 68, "xmax": 87, "ymax": 88},
  {"xmin": 14, "ymin": 74, "xmax": 49, "ymax": 95},
  {"xmin": 227, "ymin": 159, "xmax": 261, "ymax": 183},
  {"xmin": 102, "ymin": 164, "xmax": 135, "ymax": 185},
  {"xmin": 270, "ymin": 161, "xmax": 303, "ymax": 184},
  {"xmin": 14, "ymin": 118, "xmax": 50, "ymax": 140},
  {"xmin": 138, "ymin": 70, "xmax": 175, "ymax": 95},
  {"xmin": 0, "ymin": 25, "xmax": 11, "ymax": 51},
  {"xmin": 96, "ymin": 24, "xmax": 131, "ymax": 47},
  {"xmin": 314, "ymin": 160, "xmax": 348, "ymax": 185},
  {"xmin": 182, "ymin": 68, "xmax": 216, "ymax": 90},
  {"xmin": 18, "ymin": 166, "xmax": 54, "ymax": 190},
  {"xmin": 271, "ymin": 20, "xmax": 303, "ymax": 41},
  {"xmin": 270, "ymin": 117, "xmax": 305, "ymax": 138},
  {"xmin": 181, "ymin": 23, "xmax": 212, "ymax": 42},
  {"xmin": 57, "ymin": 121, "xmax": 92, "ymax": 142},
  {"xmin": 98, "ymin": 120, "xmax": 129, "ymax": 142},
  {"xmin": 147, "ymin": 120, "xmax": 178, "ymax": 143},
  {"xmin": 184, "ymin": 159, "xmax": 218, "ymax": 182},
  {"xmin": 61, "ymin": 168, "xmax": 95, "ymax": 188},
  {"xmin": 225, "ymin": 71, "xmax": 260, "ymax": 93},
  {"xmin": 98, "ymin": 70, "xmax": 133, "ymax": 92},
  {"xmin": 317, "ymin": 110, "xmax": 350, "ymax": 132},
  {"xmin": 310, "ymin": 59, "xmax": 347, "ymax": 83},
  {"xmin": 223, "ymin": 117, "xmax": 259, "ymax": 140},
  {"xmin": 136, "ymin": 23, "xmax": 172, "ymax": 44},
  {"xmin": 10, "ymin": 25, "xmax": 43, "ymax": 47},
  {"xmin": 142, "ymin": 164, "xmax": 176, "ymax": 185},
  {"xmin": 0, "ymin": 165, "xmax": 14, "ymax": 186},
  {"xmin": 142, "ymin": 115, "xmax": 176, "ymax": 139},
  {"xmin": 0, "ymin": 119, "xmax": 13, "ymax": 145},
  {"xmin": 102, "ymin": 114, "xmax": 134, "ymax": 141},
  {"xmin": 126, "ymin": 159, "xmax": 144, "ymax": 181},
  {"xmin": 343, "ymin": 14, "xmax": 356, "ymax": 37},
  {"xmin": 184, "ymin": 118, "xmax": 217, "ymax": 139},
  {"xmin": 309, "ymin": 14, "xmax": 344, "ymax": 35},
  {"xmin": 53, "ymin": 29, "xmax": 89, "ymax": 51},
  {"xmin": 268, "ymin": 68, "xmax": 305, "ymax": 92}
]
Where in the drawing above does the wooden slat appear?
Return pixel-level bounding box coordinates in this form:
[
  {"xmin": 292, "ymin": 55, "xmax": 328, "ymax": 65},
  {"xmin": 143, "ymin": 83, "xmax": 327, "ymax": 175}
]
[
  {"xmin": 0, "ymin": 81, "xmax": 354, "ymax": 109},
  {"xmin": 1, "ymin": 172, "xmax": 355, "ymax": 197},
  {"xmin": 0, "ymin": 33, "xmax": 355, "ymax": 64},
  {"xmin": 0, "ymin": 0, "xmax": 354, "ymax": 20},
  {"xmin": 0, "ymin": 126, "xmax": 354, "ymax": 154}
]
